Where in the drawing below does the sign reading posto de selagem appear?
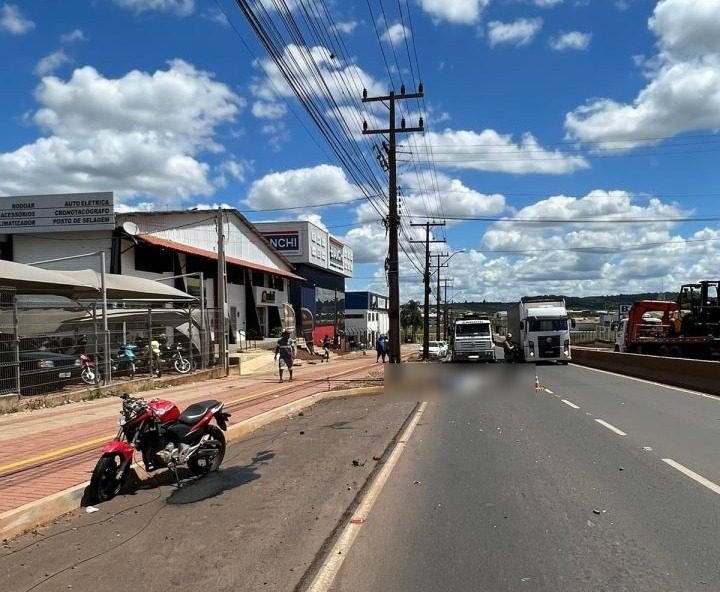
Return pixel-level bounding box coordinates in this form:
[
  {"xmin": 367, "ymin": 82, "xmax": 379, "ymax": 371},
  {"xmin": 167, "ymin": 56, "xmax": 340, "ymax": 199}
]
[{"xmin": 0, "ymin": 192, "xmax": 114, "ymax": 234}]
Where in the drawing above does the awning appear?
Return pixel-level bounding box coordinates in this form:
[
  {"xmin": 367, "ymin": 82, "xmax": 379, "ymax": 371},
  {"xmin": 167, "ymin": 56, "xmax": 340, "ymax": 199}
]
[
  {"xmin": 0, "ymin": 260, "xmax": 98, "ymax": 298},
  {"xmin": 61, "ymin": 270, "xmax": 196, "ymax": 301},
  {"xmin": 136, "ymin": 234, "xmax": 305, "ymax": 281}
]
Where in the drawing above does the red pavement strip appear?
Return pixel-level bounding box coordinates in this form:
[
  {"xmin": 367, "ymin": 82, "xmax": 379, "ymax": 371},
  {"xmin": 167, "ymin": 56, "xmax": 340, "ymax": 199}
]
[{"xmin": 0, "ymin": 357, "xmax": 383, "ymax": 541}]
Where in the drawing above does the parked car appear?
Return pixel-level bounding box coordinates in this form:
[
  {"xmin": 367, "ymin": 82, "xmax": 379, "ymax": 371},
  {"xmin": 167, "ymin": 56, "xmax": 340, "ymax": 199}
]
[
  {"xmin": 426, "ymin": 341, "xmax": 448, "ymax": 359},
  {"xmin": 0, "ymin": 341, "xmax": 82, "ymax": 396}
]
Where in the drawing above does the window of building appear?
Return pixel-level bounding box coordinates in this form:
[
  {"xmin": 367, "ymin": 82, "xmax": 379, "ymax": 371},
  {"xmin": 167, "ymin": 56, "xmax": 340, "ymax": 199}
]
[
  {"xmin": 252, "ymin": 271, "xmax": 265, "ymax": 287},
  {"xmin": 270, "ymin": 275, "xmax": 284, "ymax": 291},
  {"xmin": 345, "ymin": 313, "xmax": 364, "ymax": 319},
  {"xmin": 134, "ymin": 243, "xmax": 174, "ymax": 274}
]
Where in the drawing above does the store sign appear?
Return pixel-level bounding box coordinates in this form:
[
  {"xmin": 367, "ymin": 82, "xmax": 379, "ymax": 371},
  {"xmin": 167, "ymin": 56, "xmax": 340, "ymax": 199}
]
[
  {"xmin": 263, "ymin": 231, "xmax": 300, "ymax": 253},
  {"xmin": 0, "ymin": 192, "xmax": 114, "ymax": 234},
  {"xmin": 328, "ymin": 238, "xmax": 344, "ymax": 272},
  {"xmin": 255, "ymin": 287, "xmax": 279, "ymax": 306}
]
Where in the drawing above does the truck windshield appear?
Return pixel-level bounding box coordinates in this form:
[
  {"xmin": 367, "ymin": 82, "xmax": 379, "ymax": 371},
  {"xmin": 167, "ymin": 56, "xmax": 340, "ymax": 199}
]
[
  {"xmin": 528, "ymin": 318, "xmax": 568, "ymax": 332},
  {"xmin": 455, "ymin": 324, "xmax": 490, "ymax": 336}
]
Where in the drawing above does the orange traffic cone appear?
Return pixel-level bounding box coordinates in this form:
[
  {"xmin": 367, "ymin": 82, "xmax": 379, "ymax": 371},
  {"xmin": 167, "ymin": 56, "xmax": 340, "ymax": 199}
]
[{"xmin": 535, "ymin": 375, "xmax": 545, "ymax": 392}]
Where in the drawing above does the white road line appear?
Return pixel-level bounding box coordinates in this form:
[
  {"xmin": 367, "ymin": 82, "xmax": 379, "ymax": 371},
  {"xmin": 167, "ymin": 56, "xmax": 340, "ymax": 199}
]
[
  {"xmin": 594, "ymin": 418, "xmax": 627, "ymax": 436},
  {"xmin": 662, "ymin": 458, "xmax": 720, "ymax": 496},
  {"xmin": 561, "ymin": 399, "xmax": 580, "ymax": 409},
  {"xmin": 571, "ymin": 363, "xmax": 719, "ymax": 401},
  {"xmin": 544, "ymin": 388, "xmax": 554, "ymax": 394},
  {"xmin": 306, "ymin": 402, "xmax": 427, "ymax": 592}
]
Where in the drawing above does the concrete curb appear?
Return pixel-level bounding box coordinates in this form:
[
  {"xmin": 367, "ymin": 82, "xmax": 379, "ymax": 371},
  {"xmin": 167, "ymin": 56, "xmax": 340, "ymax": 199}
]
[{"xmin": 0, "ymin": 384, "xmax": 384, "ymax": 542}]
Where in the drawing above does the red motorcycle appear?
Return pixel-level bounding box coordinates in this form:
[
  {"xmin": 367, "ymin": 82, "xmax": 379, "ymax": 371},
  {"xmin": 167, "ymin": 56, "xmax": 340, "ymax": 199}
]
[
  {"xmin": 79, "ymin": 352, "xmax": 100, "ymax": 385},
  {"xmin": 88, "ymin": 394, "xmax": 231, "ymax": 504}
]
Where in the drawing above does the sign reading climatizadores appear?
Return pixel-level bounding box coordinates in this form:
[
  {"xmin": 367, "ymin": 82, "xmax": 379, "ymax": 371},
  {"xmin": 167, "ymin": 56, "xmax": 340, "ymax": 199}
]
[{"xmin": 0, "ymin": 192, "xmax": 114, "ymax": 233}]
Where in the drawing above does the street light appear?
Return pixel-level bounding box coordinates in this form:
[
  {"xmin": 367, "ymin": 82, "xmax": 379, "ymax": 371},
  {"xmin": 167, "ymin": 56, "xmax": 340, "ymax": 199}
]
[{"xmin": 430, "ymin": 249, "xmax": 466, "ymax": 277}]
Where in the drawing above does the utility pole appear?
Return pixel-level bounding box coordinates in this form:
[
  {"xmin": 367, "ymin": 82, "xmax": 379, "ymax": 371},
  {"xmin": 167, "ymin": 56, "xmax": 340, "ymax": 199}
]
[
  {"xmin": 442, "ymin": 279, "xmax": 454, "ymax": 341},
  {"xmin": 410, "ymin": 221, "xmax": 445, "ymax": 360},
  {"xmin": 216, "ymin": 208, "xmax": 229, "ymax": 376},
  {"xmin": 434, "ymin": 253, "xmax": 449, "ymax": 340},
  {"xmin": 363, "ymin": 83, "xmax": 424, "ymax": 364}
]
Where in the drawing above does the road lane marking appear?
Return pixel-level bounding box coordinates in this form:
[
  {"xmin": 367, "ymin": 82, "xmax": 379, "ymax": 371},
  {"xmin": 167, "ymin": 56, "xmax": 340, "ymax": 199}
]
[
  {"xmin": 594, "ymin": 418, "xmax": 627, "ymax": 436},
  {"xmin": 571, "ymin": 364, "xmax": 719, "ymax": 401},
  {"xmin": 544, "ymin": 388, "xmax": 554, "ymax": 394},
  {"xmin": 662, "ymin": 458, "xmax": 720, "ymax": 496},
  {"xmin": 306, "ymin": 402, "xmax": 427, "ymax": 592},
  {"xmin": 561, "ymin": 399, "xmax": 580, "ymax": 409}
]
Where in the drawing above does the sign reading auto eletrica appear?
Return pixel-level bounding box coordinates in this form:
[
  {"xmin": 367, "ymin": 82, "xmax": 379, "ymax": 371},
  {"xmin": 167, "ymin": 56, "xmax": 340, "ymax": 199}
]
[{"xmin": 0, "ymin": 192, "xmax": 114, "ymax": 233}]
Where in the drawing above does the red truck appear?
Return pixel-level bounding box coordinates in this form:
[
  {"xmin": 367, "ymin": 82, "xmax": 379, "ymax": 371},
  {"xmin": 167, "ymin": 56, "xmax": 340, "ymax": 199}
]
[{"xmin": 614, "ymin": 300, "xmax": 720, "ymax": 358}]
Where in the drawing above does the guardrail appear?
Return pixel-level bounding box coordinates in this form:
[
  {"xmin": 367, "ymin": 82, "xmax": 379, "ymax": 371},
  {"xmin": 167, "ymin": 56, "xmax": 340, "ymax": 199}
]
[{"xmin": 571, "ymin": 347, "xmax": 720, "ymax": 396}]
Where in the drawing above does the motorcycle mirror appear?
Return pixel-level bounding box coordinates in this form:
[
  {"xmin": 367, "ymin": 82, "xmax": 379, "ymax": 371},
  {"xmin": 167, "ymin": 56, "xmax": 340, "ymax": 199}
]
[{"xmin": 121, "ymin": 393, "xmax": 130, "ymax": 400}]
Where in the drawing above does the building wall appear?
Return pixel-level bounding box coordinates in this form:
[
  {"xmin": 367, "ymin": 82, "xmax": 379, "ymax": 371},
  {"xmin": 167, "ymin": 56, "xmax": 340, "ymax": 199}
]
[{"xmin": 11, "ymin": 230, "xmax": 113, "ymax": 272}]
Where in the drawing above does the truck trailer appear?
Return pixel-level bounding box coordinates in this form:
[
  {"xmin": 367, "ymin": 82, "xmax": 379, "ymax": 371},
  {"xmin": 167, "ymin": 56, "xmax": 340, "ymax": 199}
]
[{"xmin": 506, "ymin": 297, "xmax": 572, "ymax": 363}]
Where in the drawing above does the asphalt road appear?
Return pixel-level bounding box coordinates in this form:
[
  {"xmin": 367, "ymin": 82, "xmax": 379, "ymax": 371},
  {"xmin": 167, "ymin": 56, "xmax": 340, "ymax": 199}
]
[
  {"xmin": 332, "ymin": 363, "xmax": 720, "ymax": 592},
  {"xmin": 0, "ymin": 395, "xmax": 415, "ymax": 592}
]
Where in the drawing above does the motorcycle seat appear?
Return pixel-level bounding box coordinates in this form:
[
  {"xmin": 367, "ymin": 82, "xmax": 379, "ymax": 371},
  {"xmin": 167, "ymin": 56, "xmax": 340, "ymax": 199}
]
[{"xmin": 179, "ymin": 400, "xmax": 221, "ymax": 425}]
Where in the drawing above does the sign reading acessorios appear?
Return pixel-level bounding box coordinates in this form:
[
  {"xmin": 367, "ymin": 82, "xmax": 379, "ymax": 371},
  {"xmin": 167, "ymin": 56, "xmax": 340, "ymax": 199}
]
[{"xmin": 0, "ymin": 192, "xmax": 114, "ymax": 233}]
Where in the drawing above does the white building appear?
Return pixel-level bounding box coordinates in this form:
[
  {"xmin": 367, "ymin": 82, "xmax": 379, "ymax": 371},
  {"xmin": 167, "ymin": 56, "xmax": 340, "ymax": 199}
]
[
  {"xmin": 344, "ymin": 291, "xmax": 389, "ymax": 347},
  {"xmin": 0, "ymin": 192, "xmax": 303, "ymax": 344}
]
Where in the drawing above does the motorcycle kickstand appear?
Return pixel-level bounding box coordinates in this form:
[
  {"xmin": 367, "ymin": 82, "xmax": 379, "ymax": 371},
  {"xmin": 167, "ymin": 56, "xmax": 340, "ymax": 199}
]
[{"xmin": 168, "ymin": 464, "xmax": 182, "ymax": 488}]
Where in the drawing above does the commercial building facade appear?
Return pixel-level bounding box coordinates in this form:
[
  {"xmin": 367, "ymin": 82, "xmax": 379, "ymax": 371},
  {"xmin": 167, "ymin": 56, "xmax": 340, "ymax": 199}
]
[
  {"xmin": 0, "ymin": 192, "xmax": 303, "ymax": 344},
  {"xmin": 344, "ymin": 291, "xmax": 389, "ymax": 347},
  {"xmin": 255, "ymin": 221, "xmax": 353, "ymax": 346}
]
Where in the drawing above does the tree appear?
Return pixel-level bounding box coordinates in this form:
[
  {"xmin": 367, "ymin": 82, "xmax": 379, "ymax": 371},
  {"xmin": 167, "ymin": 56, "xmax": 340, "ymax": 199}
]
[{"xmin": 401, "ymin": 300, "xmax": 423, "ymax": 341}]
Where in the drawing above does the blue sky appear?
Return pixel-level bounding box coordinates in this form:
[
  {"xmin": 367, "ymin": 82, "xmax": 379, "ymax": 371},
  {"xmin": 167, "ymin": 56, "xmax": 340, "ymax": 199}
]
[{"xmin": 2, "ymin": 0, "xmax": 720, "ymax": 300}]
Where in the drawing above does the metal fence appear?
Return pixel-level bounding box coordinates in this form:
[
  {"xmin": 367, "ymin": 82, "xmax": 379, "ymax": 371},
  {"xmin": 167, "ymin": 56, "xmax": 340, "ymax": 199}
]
[
  {"xmin": 0, "ymin": 300, "xmax": 217, "ymax": 398},
  {"xmin": 570, "ymin": 328, "xmax": 617, "ymax": 346}
]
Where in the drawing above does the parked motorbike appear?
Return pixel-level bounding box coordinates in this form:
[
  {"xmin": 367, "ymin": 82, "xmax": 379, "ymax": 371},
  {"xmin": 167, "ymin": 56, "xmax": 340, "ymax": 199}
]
[
  {"xmin": 113, "ymin": 344, "xmax": 137, "ymax": 378},
  {"xmin": 503, "ymin": 334, "xmax": 521, "ymax": 363},
  {"xmin": 79, "ymin": 352, "xmax": 100, "ymax": 385},
  {"xmin": 162, "ymin": 342, "xmax": 193, "ymax": 374},
  {"xmin": 88, "ymin": 394, "xmax": 231, "ymax": 504}
]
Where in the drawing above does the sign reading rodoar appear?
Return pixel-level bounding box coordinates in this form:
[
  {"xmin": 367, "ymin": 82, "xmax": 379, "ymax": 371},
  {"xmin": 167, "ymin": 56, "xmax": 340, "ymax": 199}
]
[{"xmin": 0, "ymin": 192, "xmax": 114, "ymax": 234}]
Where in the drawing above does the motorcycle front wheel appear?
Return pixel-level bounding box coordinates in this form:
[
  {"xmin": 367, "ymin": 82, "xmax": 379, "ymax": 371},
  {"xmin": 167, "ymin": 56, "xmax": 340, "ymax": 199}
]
[
  {"xmin": 187, "ymin": 426, "xmax": 226, "ymax": 476},
  {"xmin": 88, "ymin": 453, "xmax": 130, "ymax": 504},
  {"xmin": 81, "ymin": 367, "xmax": 99, "ymax": 385},
  {"xmin": 173, "ymin": 357, "xmax": 192, "ymax": 374}
]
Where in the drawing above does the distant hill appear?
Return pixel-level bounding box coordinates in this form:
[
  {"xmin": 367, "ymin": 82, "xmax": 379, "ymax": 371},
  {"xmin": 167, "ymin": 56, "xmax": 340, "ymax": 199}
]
[{"xmin": 445, "ymin": 293, "xmax": 676, "ymax": 315}]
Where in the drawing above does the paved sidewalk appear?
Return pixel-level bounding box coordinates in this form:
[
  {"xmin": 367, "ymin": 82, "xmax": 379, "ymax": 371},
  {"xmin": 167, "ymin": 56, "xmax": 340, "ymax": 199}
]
[{"xmin": 0, "ymin": 356, "xmax": 382, "ymax": 516}]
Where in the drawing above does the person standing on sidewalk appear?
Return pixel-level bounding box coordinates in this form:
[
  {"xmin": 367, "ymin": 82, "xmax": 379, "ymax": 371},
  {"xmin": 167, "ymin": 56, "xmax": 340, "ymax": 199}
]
[
  {"xmin": 150, "ymin": 336, "xmax": 162, "ymax": 377},
  {"xmin": 274, "ymin": 330, "xmax": 295, "ymax": 383},
  {"xmin": 321, "ymin": 335, "xmax": 331, "ymax": 363},
  {"xmin": 376, "ymin": 335, "xmax": 387, "ymax": 363}
]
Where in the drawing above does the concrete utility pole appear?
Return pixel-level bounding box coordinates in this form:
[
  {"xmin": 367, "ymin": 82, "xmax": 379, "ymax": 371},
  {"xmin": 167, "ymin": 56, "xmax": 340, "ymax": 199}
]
[
  {"xmin": 442, "ymin": 278, "xmax": 454, "ymax": 341},
  {"xmin": 363, "ymin": 84, "xmax": 425, "ymax": 364},
  {"xmin": 434, "ymin": 253, "xmax": 449, "ymax": 340},
  {"xmin": 216, "ymin": 208, "xmax": 229, "ymax": 376},
  {"xmin": 410, "ymin": 221, "xmax": 445, "ymax": 360}
]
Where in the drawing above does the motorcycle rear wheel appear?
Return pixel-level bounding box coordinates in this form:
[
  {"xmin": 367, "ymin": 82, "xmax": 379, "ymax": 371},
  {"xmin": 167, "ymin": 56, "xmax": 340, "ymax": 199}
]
[
  {"xmin": 81, "ymin": 367, "xmax": 99, "ymax": 385},
  {"xmin": 187, "ymin": 426, "xmax": 226, "ymax": 476},
  {"xmin": 173, "ymin": 357, "xmax": 192, "ymax": 374},
  {"xmin": 88, "ymin": 453, "xmax": 130, "ymax": 504}
]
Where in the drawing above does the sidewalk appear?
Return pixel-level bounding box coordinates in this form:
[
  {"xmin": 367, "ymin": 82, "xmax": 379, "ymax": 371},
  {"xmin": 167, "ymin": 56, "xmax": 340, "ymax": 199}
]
[{"xmin": 0, "ymin": 355, "xmax": 381, "ymax": 519}]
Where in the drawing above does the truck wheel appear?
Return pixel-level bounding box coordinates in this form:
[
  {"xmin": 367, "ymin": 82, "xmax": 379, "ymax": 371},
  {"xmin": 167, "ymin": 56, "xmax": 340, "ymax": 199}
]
[
  {"xmin": 669, "ymin": 346, "xmax": 683, "ymax": 358},
  {"xmin": 613, "ymin": 345, "xmax": 620, "ymax": 352},
  {"xmin": 658, "ymin": 345, "xmax": 670, "ymax": 357}
]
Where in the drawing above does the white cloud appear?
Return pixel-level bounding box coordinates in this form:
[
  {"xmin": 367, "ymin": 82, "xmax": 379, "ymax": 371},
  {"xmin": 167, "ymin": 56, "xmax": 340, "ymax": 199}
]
[
  {"xmin": 203, "ymin": 7, "xmax": 228, "ymax": 26},
  {"xmin": 214, "ymin": 158, "xmax": 252, "ymax": 187},
  {"xmin": 35, "ymin": 50, "xmax": 71, "ymax": 77},
  {"xmin": 534, "ymin": 0, "xmax": 563, "ymax": 6},
  {"xmin": 296, "ymin": 213, "xmax": 328, "ymax": 231},
  {"xmin": 251, "ymin": 44, "xmax": 385, "ymax": 106},
  {"xmin": 251, "ymin": 100, "xmax": 287, "ymax": 119},
  {"xmin": 246, "ymin": 164, "xmax": 361, "ymax": 210},
  {"xmin": 0, "ymin": 3, "xmax": 34, "ymax": 35},
  {"xmin": 334, "ymin": 20, "xmax": 358, "ymax": 34},
  {"xmin": 0, "ymin": 60, "xmax": 243, "ymax": 203},
  {"xmin": 382, "ymin": 23, "xmax": 410, "ymax": 46},
  {"xmin": 487, "ymin": 18, "xmax": 543, "ymax": 47},
  {"xmin": 113, "ymin": 0, "xmax": 194, "ymax": 16},
  {"xmin": 341, "ymin": 223, "xmax": 387, "ymax": 264},
  {"xmin": 565, "ymin": 0, "xmax": 720, "ymax": 149},
  {"xmin": 550, "ymin": 31, "xmax": 591, "ymax": 51},
  {"xmin": 418, "ymin": 0, "xmax": 489, "ymax": 25},
  {"xmin": 415, "ymin": 129, "xmax": 589, "ymax": 174},
  {"xmin": 60, "ymin": 29, "xmax": 87, "ymax": 43}
]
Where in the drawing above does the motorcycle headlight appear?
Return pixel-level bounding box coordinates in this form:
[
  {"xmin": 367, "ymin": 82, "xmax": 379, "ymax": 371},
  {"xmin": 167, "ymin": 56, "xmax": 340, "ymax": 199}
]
[
  {"xmin": 37, "ymin": 360, "xmax": 55, "ymax": 369},
  {"xmin": 74, "ymin": 358, "xmax": 82, "ymax": 366}
]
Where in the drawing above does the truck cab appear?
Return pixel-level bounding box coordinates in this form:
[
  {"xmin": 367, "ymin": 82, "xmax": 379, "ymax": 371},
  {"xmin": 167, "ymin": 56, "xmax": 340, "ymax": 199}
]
[
  {"xmin": 509, "ymin": 298, "xmax": 572, "ymax": 363},
  {"xmin": 450, "ymin": 317, "xmax": 495, "ymax": 362}
]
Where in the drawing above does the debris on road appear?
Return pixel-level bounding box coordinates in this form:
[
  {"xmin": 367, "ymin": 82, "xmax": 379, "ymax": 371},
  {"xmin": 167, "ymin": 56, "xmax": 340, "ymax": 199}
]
[
  {"xmin": 85, "ymin": 506, "xmax": 99, "ymax": 514},
  {"xmin": 372, "ymin": 455, "xmax": 381, "ymax": 461},
  {"xmin": 352, "ymin": 459, "xmax": 366, "ymax": 467},
  {"xmin": 642, "ymin": 446, "xmax": 653, "ymax": 451},
  {"xmin": 592, "ymin": 509, "xmax": 601, "ymax": 515},
  {"xmin": 413, "ymin": 480, "xmax": 421, "ymax": 485}
]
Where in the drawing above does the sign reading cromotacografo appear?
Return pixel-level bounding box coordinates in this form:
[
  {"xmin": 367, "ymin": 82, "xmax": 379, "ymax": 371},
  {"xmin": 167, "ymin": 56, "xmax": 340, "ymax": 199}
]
[{"xmin": 0, "ymin": 192, "xmax": 114, "ymax": 233}]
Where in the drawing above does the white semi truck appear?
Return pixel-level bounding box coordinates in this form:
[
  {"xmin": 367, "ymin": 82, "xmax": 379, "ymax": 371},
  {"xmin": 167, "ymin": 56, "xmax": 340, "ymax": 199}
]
[
  {"xmin": 450, "ymin": 316, "xmax": 496, "ymax": 362},
  {"xmin": 506, "ymin": 298, "xmax": 572, "ymax": 363}
]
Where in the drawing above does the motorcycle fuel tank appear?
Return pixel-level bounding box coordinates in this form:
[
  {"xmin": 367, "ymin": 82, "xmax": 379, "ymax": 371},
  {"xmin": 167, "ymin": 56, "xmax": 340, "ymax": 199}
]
[{"xmin": 148, "ymin": 399, "xmax": 180, "ymax": 423}]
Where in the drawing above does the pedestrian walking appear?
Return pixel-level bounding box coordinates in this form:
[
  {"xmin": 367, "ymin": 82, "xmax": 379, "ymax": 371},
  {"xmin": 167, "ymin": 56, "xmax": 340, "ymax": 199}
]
[
  {"xmin": 274, "ymin": 330, "xmax": 295, "ymax": 383},
  {"xmin": 376, "ymin": 335, "xmax": 387, "ymax": 363},
  {"xmin": 322, "ymin": 335, "xmax": 331, "ymax": 363},
  {"xmin": 150, "ymin": 336, "xmax": 162, "ymax": 377}
]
